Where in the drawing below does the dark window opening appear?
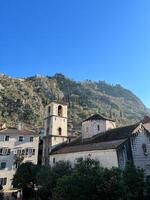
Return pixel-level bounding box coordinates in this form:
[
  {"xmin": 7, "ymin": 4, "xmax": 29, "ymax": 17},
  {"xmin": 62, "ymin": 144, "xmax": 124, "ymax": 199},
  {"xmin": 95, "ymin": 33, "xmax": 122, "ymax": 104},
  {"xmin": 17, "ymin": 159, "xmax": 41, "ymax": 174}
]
[
  {"xmin": 48, "ymin": 106, "xmax": 51, "ymax": 115},
  {"xmin": 58, "ymin": 105, "xmax": 63, "ymax": 117},
  {"xmin": 0, "ymin": 162, "xmax": 6, "ymax": 169},
  {"xmin": 142, "ymin": 144, "xmax": 148, "ymax": 156},
  {"xmin": 5, "ymin": 136, "xmax": 9, "ymax": 141},
  {"xmin": 32, "ymin": 149, "xmax": 35, "ymax": 155},
  {"xmin": 53, "ymin": 157, "xmax": 56, "ymax": 164},
  {"xmin": 19, "ymin": 136, "xmax": 24, "ymax": 142},
  {"xmin": 58, "ymin": 128, "xmax": 62, "ymax": 135},
  {"xmin": 0, "ymin": 178, "xmax": 7, "ymax": 186},
  {"xmin": 97, "ymin": 125, "xmax": 100, "ymax": 131}
]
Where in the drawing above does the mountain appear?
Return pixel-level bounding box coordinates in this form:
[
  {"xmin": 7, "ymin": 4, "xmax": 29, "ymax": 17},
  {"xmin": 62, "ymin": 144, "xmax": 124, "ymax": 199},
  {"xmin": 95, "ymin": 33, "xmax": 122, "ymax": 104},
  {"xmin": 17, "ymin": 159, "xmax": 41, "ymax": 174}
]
[{"xmin": 0, "ymin": 73, "xmax": 149, "ymax": 133}]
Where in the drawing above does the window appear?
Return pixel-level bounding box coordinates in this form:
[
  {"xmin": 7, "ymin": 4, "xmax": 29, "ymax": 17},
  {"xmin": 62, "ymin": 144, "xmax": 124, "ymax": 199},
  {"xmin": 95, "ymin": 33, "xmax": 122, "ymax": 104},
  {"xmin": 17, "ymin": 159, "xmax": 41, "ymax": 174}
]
[
  {"xmin": 25, "ymin": 148, "xmax": 28, "ymax": 155},
  {"xmin": 7, "ymin": 149, "xmax": 10, "ymax": 155},
  {"xmin": 27, "ymin": 148, "xmax": 35, "ymax": 156},
  {"xmin": 46, "ymin": 127, "xmax": 49, "ymax": 134},
  {"xmin": 58, "ymin": 128, "xmax": 62, "ymax": 135},
  {"xmin": 0, "ymin": 148, "xmax": 11, "ymax": 156},
  {"xmin": 22, "ymin": 149, "xmax": 25, "ymax": 155},
  {"xmin": 58, "ymin": 105, "xmax": 63, "ymax": 117},
  {"xmin": 30, "ymin": 137, "xmax": 33, "ymax": 142},
  {"xmin": 142, "ymin": 144, "xmax": 148, "ymax": 156},
  {"xmin": 97, "ymin": 125, "xmax": 100, "ymax": 131},
  {"xmin": 0, "ymin": 149, "xmax": 2, "ymax": 155},
  {"xmin": 53, "ymin": 157, "xmax": 56, "ymax": 164},
  {"xmin": 48, "ymin": 106, "xmax": 51, "ymax": 115},
  {"xmin": 32, "ymin": 149, "xmax": 35, "ymax": 155},
  {"xmin": 28, "ymin": 148, "xmax": 32, "ymax": 155},
  {"xmin": 0, "ymin": 162, "xmax": 6, "ymax": 169},
  {"xmin": 19, "ymin": 136, "xmax": 24, "ymax": 142},
  {"xmin": 17, "ymin": 149, "xmax": 21, "ymax": 155},
  {"xmin": 5, "ymin": 136, "xmax": 9, "ymax": 141},
  {"xmin": 0, "ymin": 178, "xmax": 7, "ymax": 186}
]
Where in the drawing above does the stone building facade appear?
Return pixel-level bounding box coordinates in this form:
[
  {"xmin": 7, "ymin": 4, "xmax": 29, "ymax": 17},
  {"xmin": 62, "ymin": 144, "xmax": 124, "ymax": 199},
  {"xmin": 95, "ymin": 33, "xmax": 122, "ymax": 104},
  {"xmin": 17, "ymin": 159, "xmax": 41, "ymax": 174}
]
[
  {"xmin": 43, "ymin": 101, "xmax": 70, "ymax": 165},
  {"xmin": 0, "ymin": 127, "xmax": 39, "ymax": 190},
  {"xmin": 82, "ymin": 114, "xmax": 116, "ymax": 139},
  {"xmin": 46, "ymin": 103, "xmax": 150, "ymax": 175}
]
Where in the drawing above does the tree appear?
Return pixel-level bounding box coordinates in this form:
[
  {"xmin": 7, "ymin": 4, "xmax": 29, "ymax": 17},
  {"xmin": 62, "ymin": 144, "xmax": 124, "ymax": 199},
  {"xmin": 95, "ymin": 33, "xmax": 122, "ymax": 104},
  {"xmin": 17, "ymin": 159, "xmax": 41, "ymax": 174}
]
[
  {"xmin": 123, "ymin": 162, "xmax": 145, "ymax": 200},
  {"xmin": 53, "ymin": 158, "xmax": 124, "ymax": 200},
  {"xmin": 145, "ymin": 175, "xmax": 150, "ymax": 199},
  {"xmin": 37, "ymin": 161, "xmax": 72, "ymax": 200},
  {"xmin": 12, "ymin": 162, "xmax": 40, "ymax": 199},
  {"xmin": 97, "ymin": 167, "xmax": 125, "ymax": 200}
]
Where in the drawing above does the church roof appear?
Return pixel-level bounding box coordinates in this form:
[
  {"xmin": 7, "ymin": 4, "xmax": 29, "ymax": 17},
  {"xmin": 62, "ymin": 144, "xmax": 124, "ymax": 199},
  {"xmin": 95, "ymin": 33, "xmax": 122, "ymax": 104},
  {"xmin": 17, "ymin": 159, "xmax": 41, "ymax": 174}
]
[
  {"xmin": 51, "ymin": 139, "xmax": 126, "ymax": 154},
  {"xmin": 51, "ymin": 123, "xmax": 142, "ymax": 155},
  {"xmin": 91, "ymin": 123, "xmax": 139, "ymax": 143},
  {"xmin": 83, "ymin": 114, "xmax": 115, "ymax": 122}
]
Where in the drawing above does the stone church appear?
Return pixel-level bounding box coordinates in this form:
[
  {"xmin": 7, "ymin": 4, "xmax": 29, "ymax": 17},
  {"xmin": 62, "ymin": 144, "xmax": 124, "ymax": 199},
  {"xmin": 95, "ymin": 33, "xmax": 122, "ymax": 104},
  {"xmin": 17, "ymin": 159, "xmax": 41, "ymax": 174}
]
[{"xmin": 43, "ymin": 101, "xmax": 150, "ymax": 175}]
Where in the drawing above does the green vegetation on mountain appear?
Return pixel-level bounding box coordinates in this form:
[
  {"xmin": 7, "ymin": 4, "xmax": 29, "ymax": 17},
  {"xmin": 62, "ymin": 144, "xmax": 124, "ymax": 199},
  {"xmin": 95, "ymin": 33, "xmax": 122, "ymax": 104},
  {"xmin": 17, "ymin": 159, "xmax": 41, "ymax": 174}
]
[{"xmin": 0, "ymin": 73, "xmax": 149, "ymax": 132}]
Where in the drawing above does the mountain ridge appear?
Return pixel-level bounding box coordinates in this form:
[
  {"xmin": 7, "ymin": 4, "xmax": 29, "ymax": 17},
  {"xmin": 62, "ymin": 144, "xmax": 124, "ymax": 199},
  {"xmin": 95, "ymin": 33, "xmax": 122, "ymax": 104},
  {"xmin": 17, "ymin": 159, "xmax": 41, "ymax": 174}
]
[{"xmin": 0, "ymin": 73, "xmax": 149, "ymax": 133}]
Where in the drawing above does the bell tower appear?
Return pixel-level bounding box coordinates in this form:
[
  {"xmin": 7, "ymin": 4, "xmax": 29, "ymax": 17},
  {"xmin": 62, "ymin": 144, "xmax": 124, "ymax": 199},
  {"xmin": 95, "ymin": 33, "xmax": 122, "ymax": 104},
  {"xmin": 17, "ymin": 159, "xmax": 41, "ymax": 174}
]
[{"xmin": 43, "ymin": 101, "xmax": 68, "ymax": 165}]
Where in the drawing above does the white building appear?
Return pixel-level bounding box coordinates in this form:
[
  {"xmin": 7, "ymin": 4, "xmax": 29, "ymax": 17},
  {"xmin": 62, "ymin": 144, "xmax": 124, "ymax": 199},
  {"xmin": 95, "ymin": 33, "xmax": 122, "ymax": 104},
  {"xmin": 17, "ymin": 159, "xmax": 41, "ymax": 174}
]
[
  {"xmin": 0, "ymin": 127, "xmax": 39, "ymax": 191},
  {"xmin": 44, "ymin": 102, "xmax": 150, "ymax": 176}
]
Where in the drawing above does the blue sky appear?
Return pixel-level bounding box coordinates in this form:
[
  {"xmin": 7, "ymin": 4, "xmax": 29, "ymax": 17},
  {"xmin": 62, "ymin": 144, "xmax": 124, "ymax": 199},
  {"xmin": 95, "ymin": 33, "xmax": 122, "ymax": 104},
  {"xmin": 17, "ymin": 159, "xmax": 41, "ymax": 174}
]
[{"xmin": 0, "ymin": 0, "xmax": 150, "ymax": 107}]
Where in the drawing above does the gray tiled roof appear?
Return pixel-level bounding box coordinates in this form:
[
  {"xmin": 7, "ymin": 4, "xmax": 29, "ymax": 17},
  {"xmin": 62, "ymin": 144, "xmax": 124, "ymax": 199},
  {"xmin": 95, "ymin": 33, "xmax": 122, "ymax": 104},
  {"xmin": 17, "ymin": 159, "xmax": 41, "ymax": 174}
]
[
  {"xmin": 0, "ymin": 128, "xmax": 37, "ymax": 135},
  {"xmin": 51, "ymin": 139, "xmax": 126, "ymax": 154},
  {"xmin": 83, "ymin": 114, "xmax": 115, "ymax": 122},
  {"xmin": 51, "ymin": 123, "xmax": 140, "ymax": 155}
]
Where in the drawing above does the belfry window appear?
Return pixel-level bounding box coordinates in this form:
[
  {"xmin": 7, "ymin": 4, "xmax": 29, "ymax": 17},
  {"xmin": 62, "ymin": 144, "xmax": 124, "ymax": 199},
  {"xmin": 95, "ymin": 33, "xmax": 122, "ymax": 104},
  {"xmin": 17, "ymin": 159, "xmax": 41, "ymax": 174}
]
[
  {"xmin": 48, "ymin": 106, "xmax": 51, "ymax": 115},
  {"xmin": 97, "ymin": 125, "xmax": 100, "ymax": 131},
  {"xmin": 58, "ymin": 105, "xmax": 63, "ymax": 117},
  {"xmin": 58, "ymin": 127, "xmax": 62, "ymax": 135}
]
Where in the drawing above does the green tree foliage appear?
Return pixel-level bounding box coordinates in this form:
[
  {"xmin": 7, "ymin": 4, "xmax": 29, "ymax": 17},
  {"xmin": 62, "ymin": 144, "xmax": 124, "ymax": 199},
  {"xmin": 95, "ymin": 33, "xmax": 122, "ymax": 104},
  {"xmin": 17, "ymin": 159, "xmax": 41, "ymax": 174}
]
[
  {"xmin": 145, "ymin": 176, "xmax": 150, "ymax": 199},
  {"xmin": 13, "ymin": 162, "xmax": 40, "ymax": 189},
  {"xmin": 53, "ymin": 158, "xmax": 125, "ymax": 200},
  {"xmin": 36, "ymin": 161, "xmax": 72, "ymax": 200},
  {"xmin": 123, "ymin": 161, "xmax": 145, "ymax": 200},
  {"xmin": 12, "ymin": 159, "xmax": 149, "ymax": 200}
]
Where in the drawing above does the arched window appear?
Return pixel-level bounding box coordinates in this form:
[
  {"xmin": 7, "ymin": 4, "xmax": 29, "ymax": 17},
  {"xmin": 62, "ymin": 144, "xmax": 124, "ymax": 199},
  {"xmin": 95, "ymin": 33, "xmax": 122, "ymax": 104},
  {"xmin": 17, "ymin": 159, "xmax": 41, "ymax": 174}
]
[
  {"xmin": 58, "ymin": 105, "xmax": 63, "ymax": 117},
  {"xmin": 58, "ymin": 127, "xmax": 62, "ymax": 135}
]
